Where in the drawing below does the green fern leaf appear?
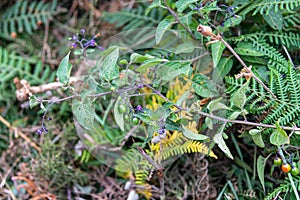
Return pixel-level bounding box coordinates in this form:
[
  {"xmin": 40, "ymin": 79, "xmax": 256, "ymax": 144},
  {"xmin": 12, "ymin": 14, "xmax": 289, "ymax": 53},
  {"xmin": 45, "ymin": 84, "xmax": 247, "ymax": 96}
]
[
  {"xmin": 0, "ymin": 0, "xmax": 61, "ymax": 35},
  {"xmin": 240, "ymin": 0, "xmax": 300, "ymax": 16}
]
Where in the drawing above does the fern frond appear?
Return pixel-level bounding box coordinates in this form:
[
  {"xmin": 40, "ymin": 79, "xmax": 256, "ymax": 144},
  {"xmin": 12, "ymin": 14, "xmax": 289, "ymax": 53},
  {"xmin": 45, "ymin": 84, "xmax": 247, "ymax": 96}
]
[
  {"xmin": 270, "ymin": 68, "xmax": 288, "ymax": 101},
  {"xmin": 225, "ymin": 77, "xmax": 244, "ymax": 94},
  {"xmin": 155, "ymin": 132, "xmax": 217, "ymax": 160},
  {"xmin": 264, "ymin": 178, "xmax": 300, "ymax": 200},
  {"xmin": 0, "ymin": 48, "xmax": 54, "ymax": 84},
  {"xmin": 103, "ymin": 4, "xmax": 164, "ymax": 31},
  {"xmin": 247, "ymin": 38, "xmax": 289, "ymax": 72},
  {"xmin": 115, "ymin": 149, "xmax": 142, "ymax": 177},
  {"xmin": 283, "ymin": 12, "xmax": 300, "ymax": 28},
  {"xmin": 239, "ymin": 189, "xmax": 257, "ymax": 199},
  {"xmin": 254, "ymin": 32, "xmax": 300, "ymax": 48},
  {"xmin": 287, "ymin": 64, "xmax": 300, "ymax": 105},
  {"xmin": 0, "ymin": 0, "xmax": 61, "ymax": 35},
  {"xmin": 240, "ymin": 0, "xmax": 300, "ymax": 16}
]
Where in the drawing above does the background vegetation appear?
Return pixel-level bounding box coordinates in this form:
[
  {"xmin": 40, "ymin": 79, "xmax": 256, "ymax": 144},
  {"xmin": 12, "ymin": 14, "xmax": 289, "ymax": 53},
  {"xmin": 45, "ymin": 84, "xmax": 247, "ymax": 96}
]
[{"xmin": 0, "ymin": 0, "xmax": 300, "ymax": 199}]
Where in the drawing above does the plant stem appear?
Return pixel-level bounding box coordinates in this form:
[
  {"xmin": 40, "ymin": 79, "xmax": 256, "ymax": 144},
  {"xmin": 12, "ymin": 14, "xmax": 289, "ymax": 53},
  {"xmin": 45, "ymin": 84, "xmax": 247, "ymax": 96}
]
[
  {"xmin": 143, "ymin": 84, "xmax": 300, "ymax": 131},
  {"xmin": 219, "ymin": 37, "xmax": 277, "ymax": 100},
  {"xmin": 163, "ymin": 0, "xmax": 198, "ymax": 42}
]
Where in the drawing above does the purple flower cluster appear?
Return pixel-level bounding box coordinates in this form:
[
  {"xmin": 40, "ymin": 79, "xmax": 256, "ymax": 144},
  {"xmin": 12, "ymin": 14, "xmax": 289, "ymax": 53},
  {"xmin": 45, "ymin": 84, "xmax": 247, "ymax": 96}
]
[
  {"xmin": 158, "ymin": 125, "xmax": 166, "ymax": 135},
  {"xmin": 36, "ymin": 126, "xmax": 48, "ymax": 135},
  {"xmin": 36, "ymin": 116, "xmax": 52, "ymax": 135},
  {"xmin": 69, "ymin": 29, "xmax": 104, "ymax": 51}
]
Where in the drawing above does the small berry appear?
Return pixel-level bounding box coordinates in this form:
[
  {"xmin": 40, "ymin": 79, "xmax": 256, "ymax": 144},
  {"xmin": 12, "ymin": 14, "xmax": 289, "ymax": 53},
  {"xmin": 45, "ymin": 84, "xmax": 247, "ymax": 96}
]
[
  {"xmin": 291, "ymin": 165, "xmax": 299, "ymax": 176},
  {"xmin": 281, "ymin": 163, "xmax": 291, "ymax": 173},
  {"xmin": 274, "ymin": 157, "xmax": 282, "ymax": 167},
  {"xmin": 10, "ymin": 32, "xmax": 17, "ymax": 39},
  {"xmin": 132, "ymin": 117, "xmax": 139, "ymax": 125}
]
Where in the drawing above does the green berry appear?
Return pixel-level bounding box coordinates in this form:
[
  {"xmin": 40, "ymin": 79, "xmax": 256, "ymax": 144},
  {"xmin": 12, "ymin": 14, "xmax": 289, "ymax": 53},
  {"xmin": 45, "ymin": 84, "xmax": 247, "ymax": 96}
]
[
  {"xmin": 110, "ymin": 86, "xmax": 116, "ymax": 91},
  {"xmin": 291, "ymin": 162, "xmax": 299, "ymax": 176},
  {"xmin": 273, "ymin": 157, "xmax": 282, "ymax": 167},
  {"xmin": 132, "ymin": 117, "xmax": 139, "ymax": 125}
]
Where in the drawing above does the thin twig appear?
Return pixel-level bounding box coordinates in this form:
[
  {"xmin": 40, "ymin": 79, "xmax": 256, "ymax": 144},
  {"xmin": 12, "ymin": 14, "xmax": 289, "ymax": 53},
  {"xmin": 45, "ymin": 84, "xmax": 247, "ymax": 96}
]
[
  {"xmin": 163, "ymin": 0, "xmax": 198, "ymax": 42},
  {"xmin": 143, "ymin": 83, "xmax": 300, "ymax": 131},
  {"xmin": 219, "ymin": 37, "xmax": 277, "ymax": 100}
]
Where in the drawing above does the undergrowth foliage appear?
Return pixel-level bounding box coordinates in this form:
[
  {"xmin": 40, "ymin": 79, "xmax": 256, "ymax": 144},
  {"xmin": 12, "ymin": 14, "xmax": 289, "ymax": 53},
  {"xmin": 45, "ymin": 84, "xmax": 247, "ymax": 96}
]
[{"xmin": 1, "ymin": 0, "xmax": 300, "ymax": 199}]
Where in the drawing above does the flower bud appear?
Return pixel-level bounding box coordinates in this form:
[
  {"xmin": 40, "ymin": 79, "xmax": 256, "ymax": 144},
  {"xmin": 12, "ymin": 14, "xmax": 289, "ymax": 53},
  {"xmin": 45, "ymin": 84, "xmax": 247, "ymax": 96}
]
[{"xmin": 197, "ymin": 25, "xmax": 213, "ymax": 36}]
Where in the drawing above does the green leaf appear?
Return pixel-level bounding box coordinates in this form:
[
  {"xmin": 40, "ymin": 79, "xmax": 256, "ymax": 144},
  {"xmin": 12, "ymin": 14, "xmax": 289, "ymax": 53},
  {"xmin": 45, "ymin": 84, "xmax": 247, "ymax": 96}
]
[
  {"xmin": 207, "ymin": 97, "xmax": 230, "ymax": 112},
  {"xmin": 72, "ymin": 99, "xmax": 95, "ymax": 130},
  {"xmin": 214, "ymin": 132, "xmax": 233, "ymax": 159},
  {"xmin": 270, "ymin": 121, "xmax": 289, "ymax": 146},
  {"xmin": 219, "ymin": 15, "xmax": 242, "ymax": 30},
  {"xmin": 29, "ymin": 95, "xmax": 39, "ymax": 108},
  {"xmin": 249, "ymin": 129, "xmax": 265, "ymax": 148},
  {"xmin": 228, "ymin": 111, "xmax": 241, "ymax": 120},
  {"xmin": 262, "ymin": 8, "xmax": 283, "ymax": 30},
  {"xmin": 113, "ymin": 98, "xmax": 125, "ymax": 131},
  {"xmin": 155, "ymin": 16, "xmax": 174, "ymax": 44},
  {"xmin": 232, "ymin": 80, "xmax": 250, "ymax": 109},
  {"xmin": 182, "ymin": 126, "xmax": 209, "ymax": 141},
  {"xmin": 130, "ymin": 53, "xmax": 155, "ymax": 63},
  {"xmin": 57, "ymin": 51, "xmax": 72, "ymax": 84},
  {"xmin": 100, "ymin": 47, "xmax": 119, "ymax": 82},
  {"xmin": 175, "ymin": 0, "xmax": 198, "ymax": 12},
  {"xmin": 192, "ymin": 74, "xmax": 218, "ymax": 98},
  {"xmin": 211, "ymin": 41, "xmax": 225, "ymax": 68},
  {"xmin": 157, "ymin": 61, "xmax": 191, "ymax": 81},
  {"xmin": 257, "ymin": 155, "xmax": 267, "ymax": 192},
  {"xmin": 235, "ymin": 42, "xmax": 264, "ymax": 56},
  {"xmin": 136, "ymin": 58, "xmax": 168, "ymax": 73},
  {"xmin": 145, "ymin": 0, "xmax": 162, "ymax": 15},
  {"xmin": 205, "ymin": 117, "xmax": 213, "ymax": 130},
  {"xmin": 212, "ymin": 56, "xmax": 233, "ymax": 83}
]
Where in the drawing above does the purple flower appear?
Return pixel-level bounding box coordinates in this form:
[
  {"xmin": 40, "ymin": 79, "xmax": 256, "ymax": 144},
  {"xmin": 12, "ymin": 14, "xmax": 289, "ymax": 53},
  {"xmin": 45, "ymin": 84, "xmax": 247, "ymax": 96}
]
[
  {"xmin": 71, "ymin": 43, "xmax": 77, "ymax": 48},
  {"xmin": 158, "ymin": 127, "xmax": 166, "ymax": 135},
  {"xmin": 71, "ymin": 35, "xmax": 77, "ymax": 41},
  {"xmin": 136, "ymin": 105, "xmax": 143, "ymax": 111},
  {"xmin": 84, "ymin": 39, "xmax": 96, "ymax": 47},
  {"xmin": 80, "ymin": 29, "xmax": 85, "ymax": 35},
  {"xmin": 36, "ymin": 129, "xmax": 43, "ymax": 135},
  {"xmin": 36, "ymin": 126, "xmax": 48, "ymax": 135}
]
